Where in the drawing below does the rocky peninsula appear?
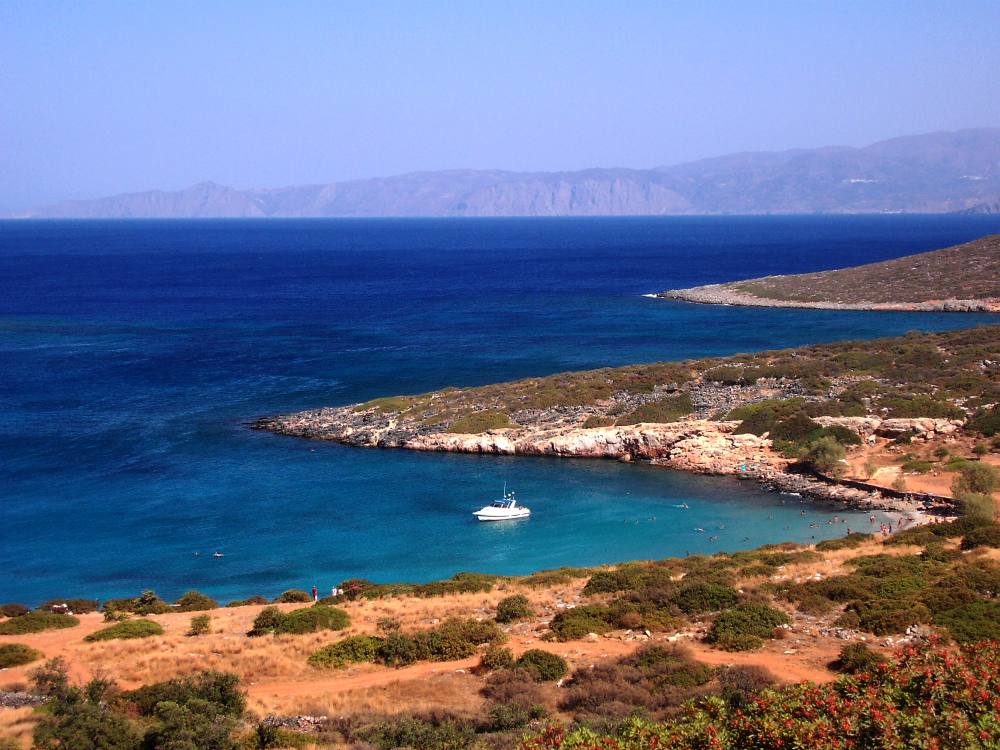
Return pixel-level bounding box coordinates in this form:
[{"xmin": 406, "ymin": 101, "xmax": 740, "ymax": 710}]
[
  {"xmin": 657, "ymin": 234, "xmax": 1000, "ymax": 312},
  {"xmin": 254, "ymin": 325, "xmax": 1000, "ymax": 515}
]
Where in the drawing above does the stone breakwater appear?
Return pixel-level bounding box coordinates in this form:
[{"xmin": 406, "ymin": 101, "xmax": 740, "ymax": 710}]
[
  {"xmin": 252, "ymin": 407, "xmax": 947, "ymax": 514},
  {"xmin": 656, "ymin": 285, "xmax": 1000, "ymax": 313}
]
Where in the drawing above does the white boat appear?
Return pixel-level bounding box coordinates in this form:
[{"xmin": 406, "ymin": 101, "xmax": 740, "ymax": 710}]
[{"xmin": 473, "ymin": 488, "xmax": 530, "ymax": 522}]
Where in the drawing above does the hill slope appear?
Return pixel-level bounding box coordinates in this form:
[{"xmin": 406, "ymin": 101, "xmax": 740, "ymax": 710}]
[
  {"xmin": 21, "ymin": 128, "xmax": 1000, "ymax": 218},
  {"xmin": 660, "ymin": 234, "xmax": 1000, "ymax": 312}
]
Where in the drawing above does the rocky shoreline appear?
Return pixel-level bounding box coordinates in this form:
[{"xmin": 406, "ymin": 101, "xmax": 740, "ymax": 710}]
[
  {"xmin": 654, "ymin": 286, "xmax": 1000, "ymax": 313},
  {"xmin": 252, "ymin": 408, "xmax": 952, "ymax": 518}
]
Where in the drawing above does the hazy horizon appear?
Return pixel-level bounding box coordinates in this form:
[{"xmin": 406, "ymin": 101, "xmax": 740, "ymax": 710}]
[{"xmin": 3, "ymin": 1, "xmax": 1000, "ymax": 213}]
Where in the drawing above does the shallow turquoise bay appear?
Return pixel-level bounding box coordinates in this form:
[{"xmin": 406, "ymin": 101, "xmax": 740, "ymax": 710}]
[{"xmin": 2, "ymin": 215, "xmax": 998, "ymax": 604}]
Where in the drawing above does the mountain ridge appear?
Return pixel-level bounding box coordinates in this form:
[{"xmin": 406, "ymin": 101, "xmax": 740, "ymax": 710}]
[{"xmin": 19, "ymin": 127, "xmax": 1000, "ymax": 218}]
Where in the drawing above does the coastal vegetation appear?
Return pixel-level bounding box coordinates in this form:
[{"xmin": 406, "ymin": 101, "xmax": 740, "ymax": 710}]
[
  {"xmin": 0, "ymin": 643, "xmax": 42, "ymax": 668},
  {"xmin": 84, "ymin": 619, "xmax": 164, "ymax": 642},
  {"xmin": 0, "ymin": 611, "xmax": 79, "ymax": 635},
  {"xmin": 5, "ymin": 520, "xmax": 1000, "ymax": 749}
]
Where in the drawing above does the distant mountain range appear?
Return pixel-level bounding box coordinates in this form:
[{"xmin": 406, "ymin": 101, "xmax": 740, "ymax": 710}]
[{"xmin": 20, "ymin": 128, "xmax": 1000, "ymax": 218}]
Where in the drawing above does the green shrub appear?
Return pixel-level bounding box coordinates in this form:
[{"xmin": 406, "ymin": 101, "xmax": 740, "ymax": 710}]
[
  {"xmin": 273, "ymin": 589, "xmax": 312, "ymax": 603},
  {"xmin": 0, "ymin": 603, "xmax": 29, "ymax": 618},
  {"xmin": 187, "ymin": 614, "xmax": 211, "ymax": 636},
  {"xmin": 706, "ymin": 602, "xmax": 790, "ymax": 651},
  {"xmin": 448, "ymin": 410, "xmax": 512, "ymax": 433},
  {"xmin": 848, "ymin": 600, "xmax": 932, "ymax": 635},
  {"xmin": 276, "ymin": 604, "xmax": 350, "ymax": 634},
  {"xmin": 495, "ymin": 594, "xmax": 533, "ymax": 623},
  {"xmin": 549, "ymin": 604, "xmax": 616, "ymax": 640},
  {"xmin": 356, "ymin": 714, "xmax": 475, "ymax": 750},
  {"xmin": 103, "ymin": 590, "xmax": 171, "ymax": 616},
  {"xmin": 516, "ymin": 649, "xmax": 568, "ymax": 681},
  {"xmin": 37, "ymin": 598, "xmax": 99, "ymax": 614},
  {"xmin": 479, "ymin": 645, "xmax": 516, "ymax": 672},
  {"xmin": 0, "ymin": 611, "xmax": 79, "ymax": 635},
  {"xmin": 961, "ymin": 524, "xmax": 1000, "ymax": 550},
  {"xmin": 955, "ymin": 491, "xmax": 997, "ymax": 520},
  {"xmin": 225, "ymin": 595, "xmax": 269, "ymax": 607},
  {"xmin": 804, "ymin": 435, "xmax": 846, "ymax": 474},
  {"xmin": 175, "ymin": 590, "xmax": 219, "ymax": 612},
  {"xmin": 248, "ymin": 606, "xmax": 285, "ymax": 635},
  {"xmin": 953, "ymin": 461, "xmax": 1000, "ymax": 495},
  {"xmin": 671, "ymin": 582, "xmax": 739, "ymax": 614},
  {"xmin": 486, "ymin": 701, "xmax": 544, "ymax": 731},
  {"xmin": 935, "ymin": 601, "xmax": 1000, "ymax": 644},
  {"xmin": 126, "ymin": 671, "xmax": 245, "ymax": 718},
  {"xmin": 309, "ymin": 635, "xmax": 384, "ymax": 668},
  {"xmin": 814, "ymin": 533, "xmax": 872, "ymax": 551},
  {"xmin": 84, "ymin": 619, "xmax": 163, "ymax": 642},
  {"xmin": 582, "ymin": 415, "xmax": 615, "ymax": 429},
  {"xmin": 0, "ymin": 643, "xmax": 43, "ymax": 668},
  {"xmin": 830, "ymin": 642, "xmax": 887, "ymax": 674},
  {"xmin": 968, "ymin": 405, "xmax": 1000, "ymax": 436},
  {"xmin": 250, "ymin": 604, "xmax": 349, "ymax": 635},
  {"xmin": 901, "ymin": 459, "xmax": 934, "ymax": 473},
  {"xmin": 614, "ymin": 394, "xmax": 693, "ymax": 425}
]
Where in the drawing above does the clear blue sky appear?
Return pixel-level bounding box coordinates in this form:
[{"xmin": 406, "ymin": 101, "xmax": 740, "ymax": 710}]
[{"xmin": 2, "ymin": 0, "xmax": 999, "ymax": 212}]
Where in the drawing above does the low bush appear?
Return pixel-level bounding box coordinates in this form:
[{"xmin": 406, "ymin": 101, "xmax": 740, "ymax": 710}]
[
  {"xmin": 671, "ymin": 582, "xmax": 739, "ymax": 614},
  {"xmin": 934, "ymin": 601, "xmax": 1000, "ymax": 644},
  {"xmin": 482, "ymin": 667, "xmax": 548, "ymax": 707},
  {"xmin": 847, "ymin": 600, "xmax": 932, "ymax": 635},
  {"xmin": 0, "ymin": 611, "xmax": 79, "ymax": 635},
  {"xmin": 706, "ymin": 602, "xmax": 790, "ymax": 651},
  {"xmin": 953, "ymin": 461, "xmax": 1000, "ymax": 495},
  {"xmin": 479, "ymin": 645, "xmax": 516, "ymax": 672},
  {"xmin": 0, "ymin": 643, "xmax": 43, "ymax": 668},
  {"xmin": 548, "ymin": 604, "xmax": 616, "ymax": 640},
  {"xmin": 961, "ymin": 523, "xmax": 1000, "ymax": 550},
  {"xmin": 955, "ymin": 491, "xmax": 997, "ymax": 520},
  {"xmin": 448, "ymin": 410, "xmax": 513, "ymax": 433},
  {"xmin": 495, "ymin": 594, "xmax": 533, "ymax": 623},
  {"xmin": 103, "ymin": 590, "xmax": 171, "ymax": 615},
  {"xmin": 125, "ymin": 670, "xmax": 245, "ymax": 717},
  {"xmin": 273, "ymin": 589, "xmax": 312, "ymax": 603},
  {"xmin": 486, "ymin": 701, "xmax": 545, "ymax": 731},
  {"xmin": 84, "ymin": 619, "xmax": 163, "ymax": 641},
  {"xmin": 516, "ymin": 650, "xmax": 568, "ymax": 682},
  {"xmin": 174, "ymin": 590, "xmax": 219, "ymax": 611},
  {"xmin": 225, "ymin": 595, "xmax": 269, "ymax": 607},
  {"xmin": 309, "ymin": 635, "xmax": 384, "ymax": 668},
  {"xmin": 187, "ymin": 614, "xmax": 211, "ymax": 636},
  {"xmin": 250, "ymin": 604, "xmax": 349, "ymax": 635},
  {"xmin": 614, "ymin": 394, "xmax": 693, "ymax": 425},
  {"xmin": 968, "ymin": 405, "xmax": 1000, "ymax": 436},
  {"xmin": 901, "ymin": 459, "xmax": 934, "ymax": 473},
  {"xmin": 814, "ymin": 532, "xmax": 872, "ymax": 551},
  {"xmin": 309, "ymin": 618, "xmax": 502, "ymax": 669},
  {"xmin": 716, "ymin": 664, "xmax": 775, "ymax": 709},
  {"xmin": 830, "ymin": 642, "xmax": 887, "ymax": 674},
  {"xmin": 278, "ymin": 604, "xmax": 350, "ymax": 634},
  {"xmin": 356, "ymin": 713, "xmax": 476, "ymax": 750},
  {"xmin": 0, "ymin": 603, "xmax": 29, "ymax": 618},
  {"xmin": 37, "ymin": 598, "xmax": 99, "ymax": 614}
]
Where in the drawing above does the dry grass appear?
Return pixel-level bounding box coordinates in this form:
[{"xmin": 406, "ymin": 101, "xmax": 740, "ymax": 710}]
[{"xmin": 0, "ymin": 707, "xmax": 35, "ymax": 749}]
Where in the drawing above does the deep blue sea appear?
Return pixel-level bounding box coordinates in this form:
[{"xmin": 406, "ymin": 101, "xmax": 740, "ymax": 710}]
[{"xmin": 2, "ymin": 216, "xmax": 999, "ymax": 605}]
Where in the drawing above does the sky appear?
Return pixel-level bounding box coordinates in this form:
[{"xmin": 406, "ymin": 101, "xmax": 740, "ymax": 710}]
[{"xmin": 2, "ymin": 1, "xmax": 1000, "ymax": 213}]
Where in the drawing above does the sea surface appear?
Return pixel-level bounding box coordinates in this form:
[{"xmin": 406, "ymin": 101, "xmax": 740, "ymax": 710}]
[{"xmin": 2, "ymin": 215, "xmax": 1000, "ymax": 605}]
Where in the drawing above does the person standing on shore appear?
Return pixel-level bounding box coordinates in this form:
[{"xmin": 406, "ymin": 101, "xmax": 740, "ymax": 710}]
[{"xmin": 312, "ymin": 585, "xmax": 318, "ymax": 602}]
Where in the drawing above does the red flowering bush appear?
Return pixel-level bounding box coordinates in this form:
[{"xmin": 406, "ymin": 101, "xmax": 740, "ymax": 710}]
[{"xmin": 521, "ymin": 641, "xmax": 1000, "ymax": 750}]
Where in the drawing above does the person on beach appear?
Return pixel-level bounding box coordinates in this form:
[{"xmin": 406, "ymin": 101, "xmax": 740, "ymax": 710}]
[{"xmin": 312, "ymin": 585, "xmax": 318, "ymax": 602}]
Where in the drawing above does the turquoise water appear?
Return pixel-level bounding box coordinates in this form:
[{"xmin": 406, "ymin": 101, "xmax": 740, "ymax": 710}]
[{"xmin": 2, "ymin": 216, "xmax": 999, "ymax": 605}]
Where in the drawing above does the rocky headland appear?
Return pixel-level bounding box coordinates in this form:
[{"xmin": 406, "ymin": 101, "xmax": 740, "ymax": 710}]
[
  {"xmin": 253, "ymin": 324, "xmax": 1000, "ymax": 516},
  {"xmin": 657, "ymin": 234, "xmax": 1000, "ymax": 312}
]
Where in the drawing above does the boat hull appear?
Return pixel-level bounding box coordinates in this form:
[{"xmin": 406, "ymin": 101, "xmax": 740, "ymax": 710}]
[{"xmin": 473, "ymin": 510, "xmax": 531, "ymax": 522}]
